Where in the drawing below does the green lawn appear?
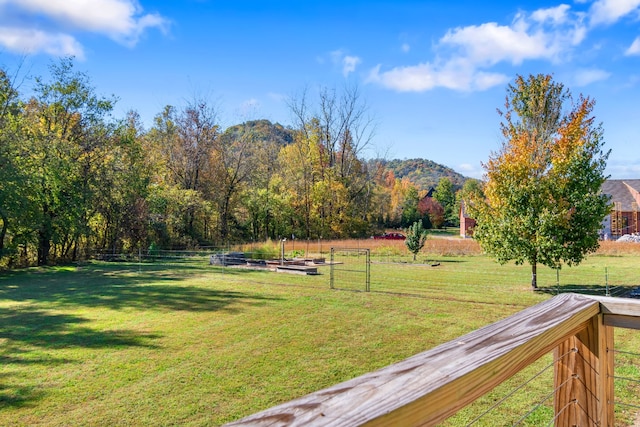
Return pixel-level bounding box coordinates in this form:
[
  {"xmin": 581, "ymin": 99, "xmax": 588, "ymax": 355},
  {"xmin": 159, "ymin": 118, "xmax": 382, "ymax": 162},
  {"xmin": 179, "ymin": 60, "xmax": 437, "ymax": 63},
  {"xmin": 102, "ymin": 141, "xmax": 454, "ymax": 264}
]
[{"xmin": 0, "ymin": 255, "xmax": 638, "ymax": 426}]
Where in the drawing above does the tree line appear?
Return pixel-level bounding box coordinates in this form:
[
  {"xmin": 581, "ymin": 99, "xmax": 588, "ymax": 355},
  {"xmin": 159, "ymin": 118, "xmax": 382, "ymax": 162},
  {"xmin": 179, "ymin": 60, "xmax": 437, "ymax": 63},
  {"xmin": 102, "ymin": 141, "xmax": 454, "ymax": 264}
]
[{"xmin": 0, "ymin": 58, "xmax": 467, "ymax": 266}]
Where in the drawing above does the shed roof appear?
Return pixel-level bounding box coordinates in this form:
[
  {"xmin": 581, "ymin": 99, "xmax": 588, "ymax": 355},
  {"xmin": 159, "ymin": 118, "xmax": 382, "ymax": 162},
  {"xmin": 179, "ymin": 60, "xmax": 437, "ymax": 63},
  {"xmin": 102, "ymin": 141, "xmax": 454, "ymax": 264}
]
[{"xmin": 601, "ymin": 179, "xmax": 640, "ymax": 212}]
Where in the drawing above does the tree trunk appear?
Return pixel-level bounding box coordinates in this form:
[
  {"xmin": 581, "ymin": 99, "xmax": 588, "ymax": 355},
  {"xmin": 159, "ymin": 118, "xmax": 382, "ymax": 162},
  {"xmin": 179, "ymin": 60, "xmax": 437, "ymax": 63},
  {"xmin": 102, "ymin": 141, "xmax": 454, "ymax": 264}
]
[
  {"xmin": 37, "ymin": 228, "xmax": 51, "ymax": 266},
  {"xmin": 71, "ymin": 236, "xmax": 78, "ymax": 261},
  {"xmin": 187, "ymin": 205, "xmax": 195, "ymax": 238},
  {"xmin": 220, "ymin": 204, "xmax": 229, "ymax": 241},
  {"xmin": 531, "ymin": 262, "xmax": 538, "ymax": 289},
  {"xmin": 0, "ymin": 208, "xmax": 7, "ymax": 253},
  {"xmin": 38, "ymin": 206, "xmax": 53, "ymax": 266}
]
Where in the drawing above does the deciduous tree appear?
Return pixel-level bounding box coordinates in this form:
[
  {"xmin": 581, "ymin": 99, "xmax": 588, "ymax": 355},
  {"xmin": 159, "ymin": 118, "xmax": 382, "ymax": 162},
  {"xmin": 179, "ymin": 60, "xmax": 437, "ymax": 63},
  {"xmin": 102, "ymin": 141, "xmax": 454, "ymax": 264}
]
[
  {"xmin": 23, "ymin": 58, "xmax": 116, "ymax": 264},
  {"xmin": 433, "ymin": 177, "xmax": 457, "ymax": 226},
  {"xmin": 285, "ymin": 85, "xmax": 375, "ymax": 238},
  {"xmin": 418, "ymin": 196, "xmax": 444, "ymax": 229},
  {"xmin": 469, "ymin": 74, "xmax": 610, "ymax": 289},
  {"xmin": 405, "ymin": 220, "xmax": 428, "ymax": 261},
  {"xmin": 401, "ymin": 186, "xmax": 421, "ymax": 228},
  {"xmin": 147, "ymin": 99, "xmax": 221, "ymax": 244},
  {"xmin": 0, "ymin": 66, "xmax": 23, "ymax": 257}
]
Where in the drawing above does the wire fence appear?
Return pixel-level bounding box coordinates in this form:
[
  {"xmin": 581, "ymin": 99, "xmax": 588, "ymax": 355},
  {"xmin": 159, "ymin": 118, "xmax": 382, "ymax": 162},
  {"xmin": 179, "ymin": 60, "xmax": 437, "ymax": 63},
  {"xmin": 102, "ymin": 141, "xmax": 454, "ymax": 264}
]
[
  {"xmin": 94, "ymin": 246, "xmax": 639, "ymax": 300},
  {"xmin": 89, "ymin": 247, "xmax": 640, "ymax": 424},
  {"xmin": 611, "ymin": 346, "xmax": 640, "ymax": 424},
  {"xmin": 443, "ymin": 333, "xmax": 640, "ymax": 426},
  {"xmin": 449, "ymin": 351, "xmax": 562, "ymax": 426}
]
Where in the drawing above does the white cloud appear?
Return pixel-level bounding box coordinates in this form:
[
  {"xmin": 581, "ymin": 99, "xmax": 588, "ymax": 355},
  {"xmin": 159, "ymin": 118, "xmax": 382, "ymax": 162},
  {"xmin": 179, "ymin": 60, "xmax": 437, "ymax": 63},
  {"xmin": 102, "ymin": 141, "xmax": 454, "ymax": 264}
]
[
  {"xmin": 473, "ymin": 70, "xmax": 511, "ymax": 90},
  {"xmin": 367, "ymin": 63, "xmax": 437, "ymax": 92},
  {"xmin": 369, "ymin": 5, "xmax": 586, "ymax": 93},
  {"xmin": 0, "ymin": 0, "xmax": 168, "ymax": 56},
  {"xmin": 401, "ymin": 43, "xmax": 410, "ymax": 53},
  {"xmin": 606, "ymin": 158, "xmax": 640, "ymax": 179},
  {"xmin": 573, "ymin": 68, "xmax": 611, "ymax": 86},
  {"xmin": 441, "ymin": 11, "xmax": 586, "ymax": 66},
  {"xmin": 342, "ymin": 55, "xmax": 361, "ymax": 77},
  {"xmin": 531, "ymin": 4, "xmax": 572, "ymax": 24},
  {"xmin": 367, "ymin": 60, "xmax": 508, "ymax": 92},
  {"xmin": 457, "ymin": 163, "xmax": 484, "ymax": 179},
  {"xmin": 441, "ymin": 21, "xmax": 547, "ymax": 66},
  {"xmin": 589, "ymin": 0, "xmax": 640, "ymax": 26},
  {"xmin": 0, "ymin": 26, "xmax": 84, "ymax": 57},
  {"xmin": 625, "ymin": 37, "xmax": 640, "ymax": 55},
  {"xmin": 329, "ymin": 50, "xmax": 362, "ymax": 77}
]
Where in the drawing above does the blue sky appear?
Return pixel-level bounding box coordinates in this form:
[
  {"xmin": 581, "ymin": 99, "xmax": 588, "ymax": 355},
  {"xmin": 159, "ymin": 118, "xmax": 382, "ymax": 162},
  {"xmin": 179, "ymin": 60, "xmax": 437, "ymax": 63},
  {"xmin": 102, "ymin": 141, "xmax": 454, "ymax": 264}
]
[{"xmin": 1, "ymin": 0, "xmax": 639, "ymax": 179}]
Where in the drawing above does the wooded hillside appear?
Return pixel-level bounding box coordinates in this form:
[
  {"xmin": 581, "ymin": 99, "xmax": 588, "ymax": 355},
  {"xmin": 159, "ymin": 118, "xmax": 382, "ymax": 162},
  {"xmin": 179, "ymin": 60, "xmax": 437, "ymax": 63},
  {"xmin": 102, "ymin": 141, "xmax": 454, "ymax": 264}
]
[
  {"xmin": 0, "ymin": 59, "xmax": 471, "ymax": 267},
  {"xmin": 380, "ymin": 158, "xmax": 468, "ymax": 191}
]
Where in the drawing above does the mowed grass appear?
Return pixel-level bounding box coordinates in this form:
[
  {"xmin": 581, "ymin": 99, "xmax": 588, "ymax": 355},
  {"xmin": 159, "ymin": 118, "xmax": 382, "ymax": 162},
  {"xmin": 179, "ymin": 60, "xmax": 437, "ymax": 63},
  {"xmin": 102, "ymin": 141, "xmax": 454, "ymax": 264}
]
[{"xmin": 1, "ymin": 242, "xmax": 639, "ymax": 426}]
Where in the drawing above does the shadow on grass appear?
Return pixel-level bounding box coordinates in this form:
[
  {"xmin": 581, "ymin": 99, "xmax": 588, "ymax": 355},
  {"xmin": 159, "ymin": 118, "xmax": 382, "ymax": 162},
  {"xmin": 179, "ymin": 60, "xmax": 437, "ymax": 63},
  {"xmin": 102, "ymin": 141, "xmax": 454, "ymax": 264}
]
[
  {"xmin": 0, "ymin": 307, "xmax": 160, "ymax": 409},
  {"xmin": 535, "ymin": 283, "xmax": 638, "ymax": 297},
  {"xmin": 0, "ymin": 262, "xmax": 282, "ymax": 409},
  {"xmin": 0, "ymin": 307, "xmax": 161, "ymax": 349},
  {"xmin": 0, "ymin": 372, "xmax": 44, "ymax": 408},
  {"xmin": 0, "ymin": 262, "xmax": 280, "ymax": 312}
]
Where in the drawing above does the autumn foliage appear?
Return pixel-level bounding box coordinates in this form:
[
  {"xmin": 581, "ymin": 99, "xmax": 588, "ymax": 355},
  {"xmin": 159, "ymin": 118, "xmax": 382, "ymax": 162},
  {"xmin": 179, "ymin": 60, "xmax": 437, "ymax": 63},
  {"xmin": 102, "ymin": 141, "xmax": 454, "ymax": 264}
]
[{"xmin": 469, "ymin": 74, "xmax": 610, "ymax": 288}]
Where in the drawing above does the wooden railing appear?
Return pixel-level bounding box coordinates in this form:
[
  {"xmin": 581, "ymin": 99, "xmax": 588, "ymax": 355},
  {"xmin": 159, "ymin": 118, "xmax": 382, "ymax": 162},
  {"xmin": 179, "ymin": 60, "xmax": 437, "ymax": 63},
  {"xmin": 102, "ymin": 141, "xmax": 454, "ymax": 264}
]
[{"xmin": 227, "ymin": 293, "xmax": 640, "ymax": 426}]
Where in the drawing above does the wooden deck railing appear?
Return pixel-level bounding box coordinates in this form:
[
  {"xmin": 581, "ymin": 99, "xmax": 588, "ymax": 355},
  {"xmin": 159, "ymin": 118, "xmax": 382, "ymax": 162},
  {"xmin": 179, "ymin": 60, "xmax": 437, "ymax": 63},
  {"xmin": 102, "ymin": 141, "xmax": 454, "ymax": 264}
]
[{"xmin": 227, "ymin": 293, "xmax": 640, "ymax": 426}]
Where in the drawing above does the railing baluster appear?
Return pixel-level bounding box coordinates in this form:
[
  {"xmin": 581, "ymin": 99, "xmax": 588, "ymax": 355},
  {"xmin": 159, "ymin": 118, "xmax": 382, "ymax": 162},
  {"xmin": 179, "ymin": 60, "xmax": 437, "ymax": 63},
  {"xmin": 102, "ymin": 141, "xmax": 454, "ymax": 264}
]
[
  {"xmin": 553, "ymin": 314, "xmax": 614, "ymax": 426},
  {"xmin": 226, "ymin": 294, "xmax": 640, "ymax": 427}
]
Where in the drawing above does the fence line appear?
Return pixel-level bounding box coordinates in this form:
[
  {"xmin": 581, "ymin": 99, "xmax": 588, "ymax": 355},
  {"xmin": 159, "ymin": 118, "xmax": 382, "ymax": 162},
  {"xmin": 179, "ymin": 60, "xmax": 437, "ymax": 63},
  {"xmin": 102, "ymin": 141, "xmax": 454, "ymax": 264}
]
[
  {"xmin": 610, "ymin": 349, "xmax": 640, "ymax": 422},
  {"xmin": 93, "ymin": 249, "xmax": 638, "ymax": 299},
  {"xmin": 227, "ymin": 294, "xmax": 640, "ymax": 426},
  {"xmin": 87, "ymin": 251, "xmax": 640, "ymax": 424}
]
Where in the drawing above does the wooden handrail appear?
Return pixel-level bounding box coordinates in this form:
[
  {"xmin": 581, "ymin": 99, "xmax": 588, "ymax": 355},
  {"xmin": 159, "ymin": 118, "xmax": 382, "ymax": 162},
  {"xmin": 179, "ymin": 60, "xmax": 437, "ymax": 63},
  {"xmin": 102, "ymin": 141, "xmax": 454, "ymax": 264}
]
[
  {"xmin": 587, "ymin": 294, "xmax": 640, "ymax": 330},
  {"xmin": 227, "ymin": 294, "xmax": 640, "ymax": 426},
  {"xmin": 227, "ymin": 294, "xmax": 610, "ymax": 426}
]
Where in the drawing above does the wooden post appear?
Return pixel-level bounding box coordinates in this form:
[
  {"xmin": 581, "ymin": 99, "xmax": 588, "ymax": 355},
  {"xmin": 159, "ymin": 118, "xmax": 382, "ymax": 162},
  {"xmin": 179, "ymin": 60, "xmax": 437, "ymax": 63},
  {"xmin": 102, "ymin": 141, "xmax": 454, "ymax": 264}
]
[
  {"xmin": 554, "ymin": 314, "xmax": 614, "ymax": 426},
  {"xmin": 229, "ymin": 294, "xmax": 601, "ymax": 427}
]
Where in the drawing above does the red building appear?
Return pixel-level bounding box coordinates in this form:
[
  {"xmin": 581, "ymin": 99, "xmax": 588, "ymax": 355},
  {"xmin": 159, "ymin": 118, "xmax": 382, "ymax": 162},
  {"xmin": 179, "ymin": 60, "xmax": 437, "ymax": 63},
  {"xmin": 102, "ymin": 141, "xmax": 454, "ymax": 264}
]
[{"xmin": 459, "ymin": 200, "xmax": 476, "ymax": 238}]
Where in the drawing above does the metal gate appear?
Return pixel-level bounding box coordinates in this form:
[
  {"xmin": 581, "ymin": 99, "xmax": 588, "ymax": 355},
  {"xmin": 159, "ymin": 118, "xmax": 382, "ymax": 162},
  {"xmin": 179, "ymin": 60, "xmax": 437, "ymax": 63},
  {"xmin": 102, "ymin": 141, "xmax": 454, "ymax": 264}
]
[{"xmin": 329, "ymin": 248, "xmax": 370, "ymax": 292}]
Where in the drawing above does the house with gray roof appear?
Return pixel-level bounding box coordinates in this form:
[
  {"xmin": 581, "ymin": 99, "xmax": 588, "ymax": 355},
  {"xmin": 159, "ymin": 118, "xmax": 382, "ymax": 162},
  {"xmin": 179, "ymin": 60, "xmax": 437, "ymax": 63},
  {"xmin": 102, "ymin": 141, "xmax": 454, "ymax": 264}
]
[
  {"xmin": 460, "ymin": 179, "xmax": 640, "ymax": 240},
  {"xmin": 600, "ymin": 179, "xmax": 640, "ymax": 239}
]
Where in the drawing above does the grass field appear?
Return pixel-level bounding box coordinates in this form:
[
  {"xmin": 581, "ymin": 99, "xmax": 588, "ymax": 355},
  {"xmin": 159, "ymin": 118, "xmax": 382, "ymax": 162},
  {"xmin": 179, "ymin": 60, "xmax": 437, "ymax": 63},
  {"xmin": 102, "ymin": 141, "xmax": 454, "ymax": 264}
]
[{"xmin": 1, "ymin": 239, "xmax": 639, "ymax": 426}]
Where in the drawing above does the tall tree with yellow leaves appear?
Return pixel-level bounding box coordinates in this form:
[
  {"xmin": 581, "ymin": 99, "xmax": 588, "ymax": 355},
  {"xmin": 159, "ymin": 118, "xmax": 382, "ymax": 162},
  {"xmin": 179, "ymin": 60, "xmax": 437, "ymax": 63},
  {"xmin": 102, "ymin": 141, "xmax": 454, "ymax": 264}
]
[{"xmin": 469, "ymin": 74, "xmax": 610, "ymax": 289}]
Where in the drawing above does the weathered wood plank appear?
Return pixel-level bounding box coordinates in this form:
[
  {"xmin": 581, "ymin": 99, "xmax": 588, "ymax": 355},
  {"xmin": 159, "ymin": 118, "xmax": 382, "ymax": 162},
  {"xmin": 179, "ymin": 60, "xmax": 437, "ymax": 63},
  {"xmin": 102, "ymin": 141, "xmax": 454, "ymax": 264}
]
[
  {"xmin": 586, "ymin": 295, "xmax": 640, "ymax": 317},
  {"xmin": 226, "ymin": 293, "xmax": 600, "ymax": 427},
  {"xmin": 604, "ymin": 314, "xmax": 640, "ymax": 330},
  {"xmin": 600, "ymin": 322, "xmax": 615, "ymax": 426},
  {"xmin": 554, "ymin": 314, "xmax": 612, "ymax": 426}
]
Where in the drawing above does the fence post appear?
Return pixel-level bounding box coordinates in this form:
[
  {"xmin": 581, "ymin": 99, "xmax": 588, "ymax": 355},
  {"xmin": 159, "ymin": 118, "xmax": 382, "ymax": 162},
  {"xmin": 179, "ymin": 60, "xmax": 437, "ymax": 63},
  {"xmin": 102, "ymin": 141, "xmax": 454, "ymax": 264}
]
[
  {"xmin": 329, "ymin": 247, "xmax": 335, "ymax": 289},
  {"xmin": 365, "ymin": 249, "xmax": 370, "ymax": 292},
  {"xmin": 553, "ymin": 313, "xmax": 614, "ymax": 426}
]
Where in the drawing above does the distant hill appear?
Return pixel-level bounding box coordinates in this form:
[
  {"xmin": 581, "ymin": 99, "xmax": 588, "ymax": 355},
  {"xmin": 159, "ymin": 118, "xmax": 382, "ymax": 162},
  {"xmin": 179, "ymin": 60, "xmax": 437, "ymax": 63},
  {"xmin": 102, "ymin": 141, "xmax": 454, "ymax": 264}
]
[
  {"xmin": 224, "ymin": 119, "xmax": 294, "ymax": 146},
  {"xmin": 223, "ymin": 121, "xmax": 470, "ymax": 190},
  {"xmin": 378, "ymin": 158, "xmax": 470, "ymax": 191}
]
